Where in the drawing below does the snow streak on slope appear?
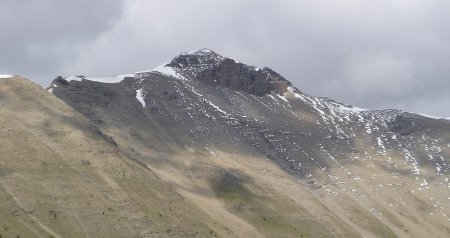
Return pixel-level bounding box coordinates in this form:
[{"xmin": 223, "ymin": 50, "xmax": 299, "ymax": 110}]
[{"xmin": 136, "ymin": 88, "xmax": 146, "ymax": 107}]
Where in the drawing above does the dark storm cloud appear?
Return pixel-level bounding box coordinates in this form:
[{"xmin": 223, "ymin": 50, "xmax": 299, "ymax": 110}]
[{"xmin": 1, "ymin": 0, "xmax": 450, "ymax": 117}]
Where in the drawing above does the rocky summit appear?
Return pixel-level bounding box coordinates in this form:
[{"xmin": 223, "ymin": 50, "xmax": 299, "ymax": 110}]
[
  {"xmin": 1, "ymin": 49, "xmax": 449, "ymax": 238},
  {"xmin": 166, "ymin": 49, "xmax": 291, "ymax": 96}
]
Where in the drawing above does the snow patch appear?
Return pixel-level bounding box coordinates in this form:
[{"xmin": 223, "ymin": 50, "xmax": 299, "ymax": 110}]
[
  {"xmin": 149, "ymin": 64, "xmax": 187, "ymax": 80},
  {"xmin": 47, "ymin": 84, "xmax": 58, "ymax": 93},
  {"xmin": 231, "ymin": 58, "xmax": 240, "ymax": 64},
  {"xmin": 136, "ymin": 88, "xmax": 146, "ymax": 107},
  {"xmin": 63, "ymin": 74, "xmax": 135, "ymax": 83},
  {"xmin": 0, "ymin": 74, "xmax": 13, "ymax": 78},
  {"xmin": 66, "ymin": 76, "xmax": 82, "ymax": 82},
  {"xmin": 275, "ymin": 93, "xmax": 289, "ymax": 103},
  {"xmin": 85, "ymin": 74, "xmax": 135, "ymax": 83}
]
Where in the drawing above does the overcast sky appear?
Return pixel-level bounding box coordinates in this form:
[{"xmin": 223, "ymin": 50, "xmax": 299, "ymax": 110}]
[{"xmin": 1, "ymin": 0, "xmax": 450, "ymax": 117}]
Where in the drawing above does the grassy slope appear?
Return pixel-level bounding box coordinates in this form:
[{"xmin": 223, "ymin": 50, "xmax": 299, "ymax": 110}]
[
  {"xmin": 103, "ymin": 120, "xmax": 363, "ymax": 238},
  {"xmin": 0, "ymin": 77, "xmax": 226, "ymax": 237}
]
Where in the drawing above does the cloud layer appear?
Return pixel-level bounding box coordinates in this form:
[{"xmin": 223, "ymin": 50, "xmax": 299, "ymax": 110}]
[
  {"xmin": 1, "ymin": 0, "xmax": 450, "ymax": 117},
  {"xmin": 0, "ymin": 0, "xmax": 125, "ymax": 80}
]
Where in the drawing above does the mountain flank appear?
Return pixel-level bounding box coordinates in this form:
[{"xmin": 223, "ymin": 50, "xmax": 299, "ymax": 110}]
[{"xmin": 0, "ymin": 76, "xmax": 235, "ymax": 237}]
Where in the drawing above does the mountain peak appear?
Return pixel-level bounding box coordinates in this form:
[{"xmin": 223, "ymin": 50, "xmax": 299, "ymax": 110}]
[
  {"xmin": 166, "ymin": 48, "xmax": 224, "ymax": 73},
  {"xmin": 180, "ymin": 48, "xmax": 219, "ymax": 56},
  {"xmin": 165, "ymin": 49, "xmax": 292, "ymax": 96}
]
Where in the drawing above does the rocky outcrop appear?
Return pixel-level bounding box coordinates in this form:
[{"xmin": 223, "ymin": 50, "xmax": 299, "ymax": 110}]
[{"xmin": 168, "ymin": 49, "xmax": 291, "ymax": 96}]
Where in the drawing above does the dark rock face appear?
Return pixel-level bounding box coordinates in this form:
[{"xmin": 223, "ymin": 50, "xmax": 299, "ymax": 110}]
[
  {"xmin": 167, "ymin": 49, "xmax": 291, "ymax": 96},
  {"xmin": 197, "ymin": 59, "xmax": 290, "ymax": 96},
  {"xmin": 389, "ymin": 114, "xmax": 418, "ymax": 136},
  {"xmin": 53, "ymin": 76, "xmax": 69, "ymax": 85},
  {"xmin": 167, "ymin": 49, "xmax": 223, "ymax": 72}
]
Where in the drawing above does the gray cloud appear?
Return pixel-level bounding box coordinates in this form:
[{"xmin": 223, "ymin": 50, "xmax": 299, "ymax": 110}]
[
  {"xmin": 1, "ymin": 0, "xmax": 450, "ymax": 117},
  {"xmin": 0, "ymin": 0, "xmax": 125, "ymax": 80}
]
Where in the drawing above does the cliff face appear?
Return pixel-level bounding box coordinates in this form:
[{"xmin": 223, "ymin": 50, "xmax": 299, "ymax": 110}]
[{"xmin": 167, "ymin": 49, "xmax": 291, "ymax": 96}]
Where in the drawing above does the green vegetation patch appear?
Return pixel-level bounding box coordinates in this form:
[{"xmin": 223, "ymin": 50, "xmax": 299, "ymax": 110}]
[{"xmin": 210, "ymin": 170, "xmax": 334, "ymax": 238}]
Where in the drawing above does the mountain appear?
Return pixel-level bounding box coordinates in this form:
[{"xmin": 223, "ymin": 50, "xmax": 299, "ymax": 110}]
[
  {"xmin": 1, "ymin": 49, "xmax": 449, "ymax": 237},
  {"xmin": 48, "ymin": 49, "xmax": 450, "ymax": 238}
]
